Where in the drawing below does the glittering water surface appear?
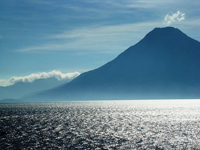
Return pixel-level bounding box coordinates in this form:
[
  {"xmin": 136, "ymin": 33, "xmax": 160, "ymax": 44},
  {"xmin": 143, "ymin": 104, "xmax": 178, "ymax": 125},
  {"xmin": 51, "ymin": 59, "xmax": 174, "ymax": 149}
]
[{"xmin": 0, "ymin": 100, "xmax": 200, "ymax": 149}]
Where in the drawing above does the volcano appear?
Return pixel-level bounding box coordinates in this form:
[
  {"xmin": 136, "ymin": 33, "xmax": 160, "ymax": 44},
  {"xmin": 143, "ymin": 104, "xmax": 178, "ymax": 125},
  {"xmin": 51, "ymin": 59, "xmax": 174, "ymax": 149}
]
[{"xmin": 26, "ymin": 27, "xmax": 200, "ymax": 101}]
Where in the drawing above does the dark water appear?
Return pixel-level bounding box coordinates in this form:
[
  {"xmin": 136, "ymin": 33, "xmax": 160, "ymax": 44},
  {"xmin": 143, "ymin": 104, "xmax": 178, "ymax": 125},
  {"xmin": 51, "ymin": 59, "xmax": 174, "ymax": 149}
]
[{"xmin": 0, "ymin": 100, "xmax": 200, "ymax": 149}]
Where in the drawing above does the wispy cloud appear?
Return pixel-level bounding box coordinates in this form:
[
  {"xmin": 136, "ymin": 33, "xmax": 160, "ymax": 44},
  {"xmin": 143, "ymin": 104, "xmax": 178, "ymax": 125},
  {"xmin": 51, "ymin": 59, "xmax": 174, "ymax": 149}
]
[
  {"xmin": 164, "ymin": 11, "xmax": 185, "ymax": 26},
  {"xmin": 86, "ymin": 0, "xmax": 177, "ymax": 9},
  {"xmin": 16, "ymin": 21, "xmax": 160, "ymax": 53},
  {"xmin": 15, "ymin": 16, "xmax": 200, "ymax": 54},
  {"xmin": 0, "ymin": 71, "xmax": 80, "ymax": 87},
  {"xmin": 16, "ymin": 44, "xmax": 64, "ymax": 52},
  {"xmin": 125, "ymin": 0, "xmax": 164, "ymax": 8}
]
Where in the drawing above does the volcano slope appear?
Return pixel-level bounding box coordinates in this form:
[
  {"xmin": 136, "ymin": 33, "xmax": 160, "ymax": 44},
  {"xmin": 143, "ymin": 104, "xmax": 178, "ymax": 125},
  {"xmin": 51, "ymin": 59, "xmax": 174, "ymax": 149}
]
[{"xmin": 26, "ymin": 27, "xmax": 200, "ymax": 101}]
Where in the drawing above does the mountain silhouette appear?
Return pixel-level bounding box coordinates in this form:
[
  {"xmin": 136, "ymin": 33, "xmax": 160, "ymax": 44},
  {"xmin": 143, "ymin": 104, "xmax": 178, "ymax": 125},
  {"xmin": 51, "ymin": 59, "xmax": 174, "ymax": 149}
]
[
  {"xmin": 26, "ymin": 27, "xmax": 200, "ymax": 101},
  {"xmin": 0, "ymin": 77, "xmax": 73, "ymax": 100}
]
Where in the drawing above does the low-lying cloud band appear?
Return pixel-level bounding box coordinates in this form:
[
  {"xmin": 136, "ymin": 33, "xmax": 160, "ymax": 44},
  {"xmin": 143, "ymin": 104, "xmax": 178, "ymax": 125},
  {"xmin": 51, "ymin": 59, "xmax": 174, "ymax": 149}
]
[{"xmin": 0, "ymin": 71, "xmax": 80, "ymax": 87}]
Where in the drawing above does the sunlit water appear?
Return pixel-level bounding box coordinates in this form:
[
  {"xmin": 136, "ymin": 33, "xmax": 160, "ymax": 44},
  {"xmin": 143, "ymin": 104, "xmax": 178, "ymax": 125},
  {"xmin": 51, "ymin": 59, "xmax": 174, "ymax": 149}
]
[{"xmin": 0, "ymin": 100, "xmax": 200, "ymax": 149}]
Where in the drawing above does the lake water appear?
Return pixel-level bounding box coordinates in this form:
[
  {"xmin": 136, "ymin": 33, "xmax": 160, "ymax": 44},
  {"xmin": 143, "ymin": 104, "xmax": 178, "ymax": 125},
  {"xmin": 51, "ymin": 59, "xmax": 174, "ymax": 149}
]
[{"xmin": 0, "ymin": 100, "xmax": 200, "ymax": 149}]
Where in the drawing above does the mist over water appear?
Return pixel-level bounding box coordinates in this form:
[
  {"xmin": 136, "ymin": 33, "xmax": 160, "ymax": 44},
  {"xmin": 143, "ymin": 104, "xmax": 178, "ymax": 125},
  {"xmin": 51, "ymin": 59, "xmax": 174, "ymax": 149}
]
[{"xmin": 0, "ymin": 100, "xmax": 200, "ymax": 149}]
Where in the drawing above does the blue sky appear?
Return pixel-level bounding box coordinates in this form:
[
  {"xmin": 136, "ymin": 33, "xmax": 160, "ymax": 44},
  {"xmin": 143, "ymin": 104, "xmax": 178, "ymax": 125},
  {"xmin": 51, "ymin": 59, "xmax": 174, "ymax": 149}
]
[{"xmin": 0, "ymin": 0, "xmax": 199, "ymax": 83}]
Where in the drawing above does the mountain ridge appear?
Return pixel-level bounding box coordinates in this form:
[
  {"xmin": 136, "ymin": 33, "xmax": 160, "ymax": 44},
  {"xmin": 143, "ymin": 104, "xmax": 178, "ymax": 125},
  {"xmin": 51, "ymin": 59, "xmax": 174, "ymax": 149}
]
[
  {"xmin": 24, "ymin": 27, "xmax": 200, "ymax": 101},
  {"xmin": 0, "ymin": 77, "xmax": 73, "ymax": 100}
]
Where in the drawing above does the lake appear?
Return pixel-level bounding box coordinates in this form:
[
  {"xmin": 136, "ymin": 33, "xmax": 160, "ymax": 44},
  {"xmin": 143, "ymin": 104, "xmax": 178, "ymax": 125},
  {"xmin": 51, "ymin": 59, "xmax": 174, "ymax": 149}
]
[{"xmin": 0, "ymin": 100, "xmax": 200, "ymax": 149}]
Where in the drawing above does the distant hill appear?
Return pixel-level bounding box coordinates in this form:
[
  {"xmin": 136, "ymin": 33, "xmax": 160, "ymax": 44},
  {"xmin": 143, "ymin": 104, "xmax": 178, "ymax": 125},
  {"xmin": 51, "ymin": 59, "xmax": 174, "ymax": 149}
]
[
  {"xmin": 25, "ymin": 27, "xmax": 200, "ymax": 101},
  {"xmin": 0, "ymin": 77, "xmax": 75, "ymax": 100},
  {"xmin": 0, "ymin": 99, "xmax": 22, "ymax": 103}
]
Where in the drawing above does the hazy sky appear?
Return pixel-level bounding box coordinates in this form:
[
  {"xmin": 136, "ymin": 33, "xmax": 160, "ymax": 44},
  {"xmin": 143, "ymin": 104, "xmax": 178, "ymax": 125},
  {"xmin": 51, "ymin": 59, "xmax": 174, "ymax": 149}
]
[{"xmin": 0, "ymin": 0, "xmax": 199, "ymax": 81}]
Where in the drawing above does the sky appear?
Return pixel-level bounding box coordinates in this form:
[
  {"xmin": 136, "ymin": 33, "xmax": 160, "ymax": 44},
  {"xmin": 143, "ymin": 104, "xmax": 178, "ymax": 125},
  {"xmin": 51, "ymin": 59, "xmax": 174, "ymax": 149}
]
[{"xmin": 0, "ymin": 0, "xmax": 199, "ymax": 85}]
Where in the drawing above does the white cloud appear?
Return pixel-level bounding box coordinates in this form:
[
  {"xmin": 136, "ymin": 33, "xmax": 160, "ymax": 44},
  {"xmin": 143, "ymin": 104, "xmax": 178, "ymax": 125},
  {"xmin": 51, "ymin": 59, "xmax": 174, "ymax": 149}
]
[
  {"xmin": 0, "ymin": 71, "xmax": 80, "ymax": 87},
  {"xmin": 164, "ymin": 11, "xmax": 185, "ymax": 26}
]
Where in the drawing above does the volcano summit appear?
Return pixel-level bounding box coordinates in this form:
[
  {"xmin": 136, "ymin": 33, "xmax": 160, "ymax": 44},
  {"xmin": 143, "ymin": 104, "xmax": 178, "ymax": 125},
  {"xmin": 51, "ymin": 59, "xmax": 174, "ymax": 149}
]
[{"xmin": 26, "ymin": 27, "xmax": 200, "ymax": 101}]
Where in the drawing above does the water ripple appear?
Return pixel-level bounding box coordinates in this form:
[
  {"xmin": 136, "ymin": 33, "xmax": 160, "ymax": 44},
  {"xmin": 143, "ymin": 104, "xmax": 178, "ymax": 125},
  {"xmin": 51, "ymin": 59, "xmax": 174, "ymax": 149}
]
[{"xmin": 0, "ymin": 100, "xmax": 200, "ymax": 149}]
